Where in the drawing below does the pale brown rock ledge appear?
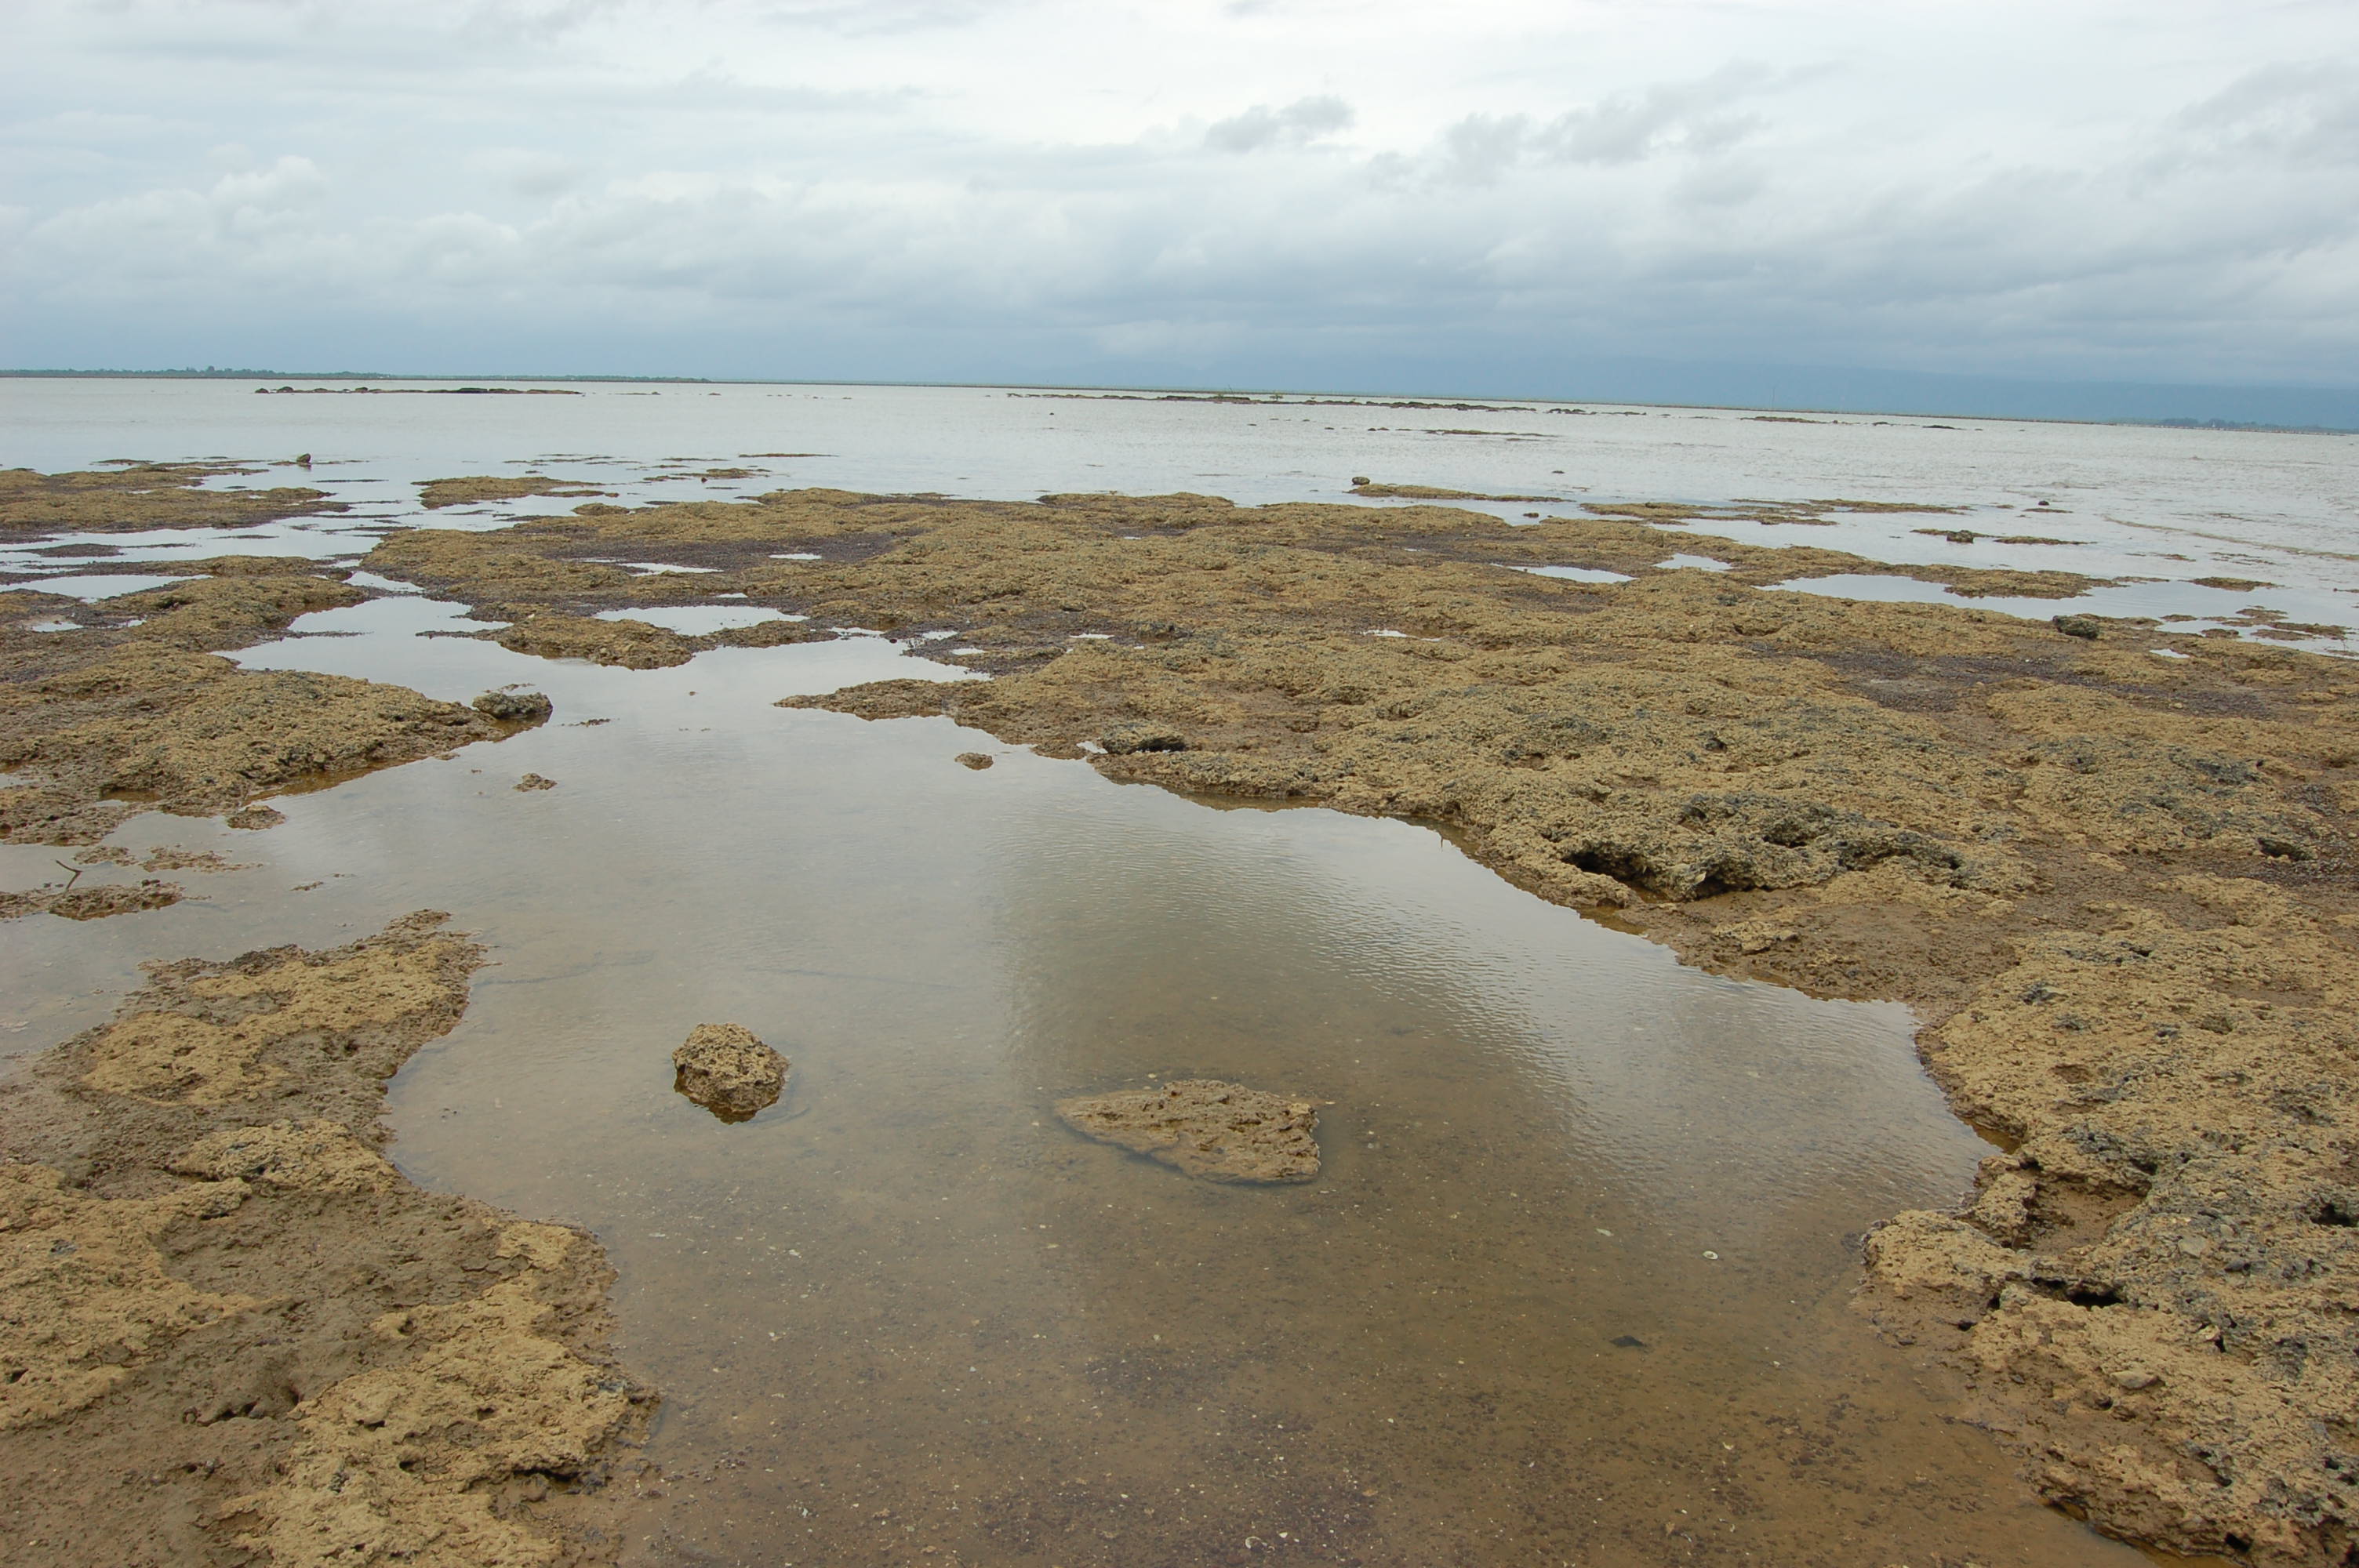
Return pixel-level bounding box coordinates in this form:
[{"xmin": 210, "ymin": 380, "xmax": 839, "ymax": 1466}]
[{"xmin": 1056, "ymin": 1080, "xmax": 1321, "ymax": 1183}]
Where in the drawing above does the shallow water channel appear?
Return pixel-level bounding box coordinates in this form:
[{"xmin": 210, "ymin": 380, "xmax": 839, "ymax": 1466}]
[{"xmin": 1, "ymin": 594, "xmax": 2152, "ymax": 1566}]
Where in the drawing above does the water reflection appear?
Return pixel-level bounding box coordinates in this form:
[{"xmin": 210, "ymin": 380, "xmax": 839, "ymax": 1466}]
[{"xmin": 0, "ymin": 612, "xmax": 2143, "ymax": 1566}]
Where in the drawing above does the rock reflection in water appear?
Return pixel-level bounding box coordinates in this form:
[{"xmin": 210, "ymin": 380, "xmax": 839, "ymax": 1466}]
[{"xmin": 3, "ymin": 614, "xmax": 2147, "ymax": 1566}]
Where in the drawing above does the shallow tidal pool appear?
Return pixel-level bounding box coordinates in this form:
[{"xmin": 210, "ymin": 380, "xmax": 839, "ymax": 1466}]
[{"xmin": 0, "ymin": 599, "xmax": 2152, "ymax": 1566}]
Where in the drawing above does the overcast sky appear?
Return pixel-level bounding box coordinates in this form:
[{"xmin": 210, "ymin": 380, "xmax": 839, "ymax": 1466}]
[{"xmin": 4, "ymin": 0, "xmax": 2357, "ymax": 399}]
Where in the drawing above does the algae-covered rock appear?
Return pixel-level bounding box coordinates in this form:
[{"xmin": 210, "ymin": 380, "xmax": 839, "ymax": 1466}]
[
  {"xmin": 48, "ymin": 880, "xmax": 183, "ymax": 920},
  {"xmin": 417, "ymin": 474, "xmax": 611, "ymax": 510},
  {"xmin": 472, "ymin": 688, "xmax": 554, "ymax": 723},
  {"xmin": 2, "ymin": 878, "xmax": 184, "ymax": 922},
  {"xmin": 1056, "ymin": 1080, "xmax": 1320, "ymax": 1183},
  {"xmin": 492, "ymin": 613, "xmax": 693, "ymax": 670},
  {"xmin": 1100, "ymin": 722, "xmax": 1188, "ymax": 755},
  {"xmin": 672, "ymin": 1023, "xmax": 788, "ymax": 1123}
]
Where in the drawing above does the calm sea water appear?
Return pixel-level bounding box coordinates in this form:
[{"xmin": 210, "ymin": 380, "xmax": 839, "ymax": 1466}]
[{"xmin": 3, "ymin": 375, "xmax": 2356, "ymax": 649}]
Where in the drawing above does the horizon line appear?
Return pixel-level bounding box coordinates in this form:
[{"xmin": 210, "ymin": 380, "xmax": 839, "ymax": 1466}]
[{"xmin": 3, "ymin": 368, "xmax": 2354, "ymax": 435}]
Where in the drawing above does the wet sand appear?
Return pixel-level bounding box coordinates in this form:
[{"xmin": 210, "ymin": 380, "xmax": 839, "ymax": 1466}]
[{"xmin": 3, "ymin": 465, "xmax": 2354, "ymax": 1565}]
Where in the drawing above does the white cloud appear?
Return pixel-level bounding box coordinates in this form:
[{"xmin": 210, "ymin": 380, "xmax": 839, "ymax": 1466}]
[{"xmin": 0, "ymin": 0, "xmax": 2354, "ymax": 389}]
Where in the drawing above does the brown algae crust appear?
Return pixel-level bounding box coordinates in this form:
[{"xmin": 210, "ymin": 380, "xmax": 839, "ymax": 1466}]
[
  {"xmin": 1, "ymin": 878, "xmax": 183, "ymax": 922},
  {"xmin": 1057, "ymin": 1080, "xmax": 1321, "ymax": 1183},
  {"xmin": 358, "ymin": 484, "xmax": 2359, "ymax": 1564},
  {"xmin": 0, "ymin": 913, "xmax": 652, "ymax": 1566},
  {"xmin": 493, "ymin": 611, "xmax": 696, "ymax": 669},
  {"xmin": 416, "ymin": 474, "xmax": 612, "ymax": 510},
  {"xmin": 0, "ymin": 462, "xmax": 344, "ymax": 535},
  {"xmin": 2, "ymin": 557, "xmax": 537, "ymax": 847}
]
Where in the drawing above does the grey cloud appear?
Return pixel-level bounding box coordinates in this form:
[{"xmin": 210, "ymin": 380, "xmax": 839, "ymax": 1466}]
[
  {"xmin": 1434, "ymin": 114, "xmax": 1526, "ymax": 187},
  {"xmin": 749, "ymin": 0, "xmax": 1001, "ymax": 36},
  {"xmin": 465, "ymin": 147, "xmax": 585, "ymax": 196},
  {"xmin": 2171, "ymin": 63, "xmax": 2359, "ymax": 167},
  {"xmin": 1672, "ymin": 159, "xmax": 1768, "ymax": 209},
  {"xmin": 1205, "ymin": 96, "xmax": 1354, "ymax": 154},
  {"xmin": 1538, "ymin": 64, "xmax": 1770, "ymax": 164},
  {"xmin": 6, "ymin": 2, "xmax": 2356, "ymax": 393},
  {"xmin": 25, "ymin": 120, "xmax": 2341, "ymax": 385},
  {"xmin": 1425, "ymin": 64, "xmax": 1772, "ymax": 187}
]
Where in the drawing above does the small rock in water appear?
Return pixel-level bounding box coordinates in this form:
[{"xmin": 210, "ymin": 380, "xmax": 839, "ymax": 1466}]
[
  {"xmin": 473, "ymin": 688, "xmax": 554, "ymax": 723},
  {"xmin": 1056, "ymin": 1079, "xmax": 1319, "ymax": 1183},
  {"xmin": 672, "ymin": 1023, "xmax": 788, "ymax": 1123},
  {"xmin": 514, "ymin": 773, "xmax": 557, "ymax": 792},
  {"xmin": 955, "ymin": 752, "xmax": 994, "ymax": 770},
  {"xmin": 224, "ymin": 804, "xmax": 285, "ymax": 830}
]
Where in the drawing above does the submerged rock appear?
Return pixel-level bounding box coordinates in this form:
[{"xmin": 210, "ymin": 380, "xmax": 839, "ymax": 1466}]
[
  {"xmin": 514, "ymin": 773, "xmax": 556, "ymax": 792},
  {"xmin": 1056, "ymin": 1080, "xmax": 1320, "ymax": 1183},
  {"xmin": 224, "ymin": 804, "xmax": 285, "ymax": 830},
  {"xmin": 955, "ymin": 752, "xmax": 994, "ymax": 770},
  {"xmin": 672, "ymin": 1023, "xmax": 788, "ymax": 1123}
]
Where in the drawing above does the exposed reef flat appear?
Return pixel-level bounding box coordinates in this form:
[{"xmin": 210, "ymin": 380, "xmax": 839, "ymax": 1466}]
[
  {"xmin": 0, "ymin": 461, "xmax": 343, "ymax": 535},
  {"xmin": 5, "ymin": 463, "xmax": 2356, "ymax": 1563},
  {"xmin": 1348, "ymin": 480, "xmax": 1566, "ymax": 501},
  {"xmin": 3, "ymin": 471, "xmax": 542, "ymax": 848},
  {"xmin": 417, "ymin": 474, "xmax": 613, "ymax": 510},
  {"xmin": 359, "ymin": 482, "xmax": 2356, "ymax": 1564},
  {"xmin": 485, "ymin": 609, "xmax": 815, "ymax": 668},
  {"xmin": 2, "ymin": 540, "xmax": 536, "ymax": 848},
  {"xmin": 0, "ymin": 913, "xmax": 651, "ymax": 1566},
  {"xmin": 1, "ymin": 877, "xmax": 183, "ymax": 921}
]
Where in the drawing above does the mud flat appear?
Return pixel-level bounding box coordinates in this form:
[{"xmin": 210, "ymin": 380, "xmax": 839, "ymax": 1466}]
[{"xmin": 371, "ymin": 481, "xmax": 2359, "ymax": 1565}]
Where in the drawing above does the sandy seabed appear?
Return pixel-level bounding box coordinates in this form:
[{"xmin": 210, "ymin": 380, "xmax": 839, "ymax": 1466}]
[{"xmin": 3, "ymin": 463, "xmax": 2356, "ymax": 1566}]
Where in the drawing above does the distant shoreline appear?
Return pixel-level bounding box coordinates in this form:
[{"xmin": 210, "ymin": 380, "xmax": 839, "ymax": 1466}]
[{"xmin": 2, "ymin": 368, "xmax": 2354, "ymax": 434}]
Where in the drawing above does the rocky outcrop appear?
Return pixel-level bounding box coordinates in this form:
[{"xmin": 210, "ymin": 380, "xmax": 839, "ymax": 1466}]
[{"xmin": 671, "ymin": 1023, "xmax": 788, "ymax": 1123}]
